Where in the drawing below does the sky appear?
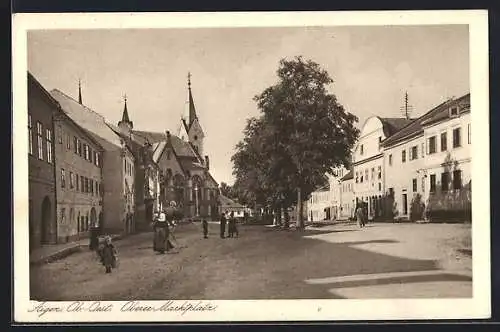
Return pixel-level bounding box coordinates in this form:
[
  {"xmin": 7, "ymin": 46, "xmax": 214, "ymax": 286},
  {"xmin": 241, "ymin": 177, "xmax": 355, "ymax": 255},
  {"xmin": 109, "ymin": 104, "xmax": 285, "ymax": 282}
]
[{"xmin": 27, "ymin": 25, "xmax": 469, "ymax": 185}]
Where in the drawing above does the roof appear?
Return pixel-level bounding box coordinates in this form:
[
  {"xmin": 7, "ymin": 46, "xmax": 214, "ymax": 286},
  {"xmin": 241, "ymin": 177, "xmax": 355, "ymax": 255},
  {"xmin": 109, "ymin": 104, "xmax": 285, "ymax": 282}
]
[
  {"xmin": 50, "ymin": 89, "xmax": 124, "ymax": 151},
  {"xmin": 340, "ymin": 170, "xmax": 353, "ymax": 181},
  {"xmin": 381, "ymin": 93, "xmax": 470, "ymax": 147},
  {"xmin": 421, "ymin": 94, "xmax": 470, "ymax": 127},
  {"xmin": 379, "ymin": 117, "xmax": 414, "ymax": 138},
  {"xmin": 152, "ymin": 141, "xmax": 167, "ymax": 163},
  {"xmin": 132, "ymin": 130, "xmax": 166, "ymax": 144},
  {"xmin": 219, "ymin": 195, "xmax": 245, "ymax": 208}
]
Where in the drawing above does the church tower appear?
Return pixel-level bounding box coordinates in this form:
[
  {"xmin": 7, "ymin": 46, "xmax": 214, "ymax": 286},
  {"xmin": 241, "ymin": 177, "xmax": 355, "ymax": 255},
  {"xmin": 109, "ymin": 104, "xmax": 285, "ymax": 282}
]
[
  {"xmin": 118, "ymin": 94, "xmax": 133, "ymax": 135},
  {"xmin": 178, "ymin": 72, "xmax": 205, "ymax": 158}
]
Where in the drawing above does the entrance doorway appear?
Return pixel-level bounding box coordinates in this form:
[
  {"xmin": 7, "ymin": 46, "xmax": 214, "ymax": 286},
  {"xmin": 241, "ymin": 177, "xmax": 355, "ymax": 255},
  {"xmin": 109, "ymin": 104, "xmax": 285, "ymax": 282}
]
[
  {"xmin": 41, "ymin": 196, "xmax": 52, "ymax": 244},
  {"xmin": 402, "ymin": 193, "xmax": 408, "ymax": 215}
]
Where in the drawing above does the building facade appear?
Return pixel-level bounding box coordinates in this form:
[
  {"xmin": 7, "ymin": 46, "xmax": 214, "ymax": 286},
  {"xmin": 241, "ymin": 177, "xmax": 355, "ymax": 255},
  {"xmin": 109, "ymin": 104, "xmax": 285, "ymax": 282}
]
[
  {"xmin": 421, "ymin": 94, "xmax": 471, "ymax": 220},
  {"xmin": 353, "ymin": 116, "xmax": 412, "ymax": 220},
  {"xmin": 53, "ymin": 105, "xmax": 104, "ymax": 243},
  {"xmin": 308, "ymin": 186, "xmax": 331, "ymax": 222},
  {"xmin": 339, "ymin": 170, "xmax": 355, "ymax": 220},
  {"xmin": 50, "ymin": 89, "xmax": 136, "ymax": 235},
  {"xmin": 28, "ymin": 72, "xmax": 58, "ymax": 250}
]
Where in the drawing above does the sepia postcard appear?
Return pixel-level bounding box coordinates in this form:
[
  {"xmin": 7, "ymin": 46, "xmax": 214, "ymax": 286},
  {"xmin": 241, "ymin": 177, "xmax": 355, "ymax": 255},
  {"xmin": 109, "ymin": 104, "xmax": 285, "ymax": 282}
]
[{"xmin": 12, "ymin": 10, "xmax": 490, "ymax": 323}]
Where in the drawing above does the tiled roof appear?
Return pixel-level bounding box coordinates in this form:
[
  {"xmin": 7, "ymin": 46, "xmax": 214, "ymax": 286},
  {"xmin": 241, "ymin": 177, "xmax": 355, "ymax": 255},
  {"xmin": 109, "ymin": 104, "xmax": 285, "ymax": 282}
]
[
  {"xmin": 170, "ymin": 135, "xmax": 197, "ymax": 158},
  {"xmin": 381, "ymin": 93, "xmax": 470, "ymax": 147},
  {"xmin": 152, "ymin": 141, "xmax": 167, "ymax": 164},
  {"xmin": 421, "ymin": 94, "xmax": 470, "ymax": 126},
  {"xmin": 132, "ymin": 130, "xmax": 166, "ymax": 144},
  {"xmin": 340, "ymin": 170, "xmax": 353, "ymax": 181},
  {"xmin": 380, "ymin": 117, "xmax": 414, "ymax": 138},
  {"xmin": 50, "ymin": 89, "xmax": 123, "ymax": 151},
  {"xmin": 219, "ymin": 194, "xmax": 245, "ymax": 208}
]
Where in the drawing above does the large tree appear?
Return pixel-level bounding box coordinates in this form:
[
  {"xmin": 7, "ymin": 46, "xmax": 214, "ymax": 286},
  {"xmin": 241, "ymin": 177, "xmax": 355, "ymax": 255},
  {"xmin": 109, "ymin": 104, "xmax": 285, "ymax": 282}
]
[{"xmin": 233, "ymin": 56, "xmax": 359, "ymax": 229}]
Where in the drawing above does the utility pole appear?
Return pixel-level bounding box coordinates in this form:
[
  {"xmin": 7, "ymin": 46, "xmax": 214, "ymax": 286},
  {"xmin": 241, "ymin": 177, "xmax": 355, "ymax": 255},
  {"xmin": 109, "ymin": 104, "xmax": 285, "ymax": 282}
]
[{"xmin": 400, "ymin": 91, "xmax": 414, "ymax": 120}]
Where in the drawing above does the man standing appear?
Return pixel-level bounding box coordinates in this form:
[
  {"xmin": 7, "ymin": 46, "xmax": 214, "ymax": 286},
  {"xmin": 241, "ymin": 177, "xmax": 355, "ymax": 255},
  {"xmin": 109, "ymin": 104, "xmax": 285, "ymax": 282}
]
[
  {"xmin": 220, "ymin": 212, "xmax": 227, "ymax": 239},
  {"xmin": 202, "ymin": 219, "xmax": 208, "ymax": 239}
]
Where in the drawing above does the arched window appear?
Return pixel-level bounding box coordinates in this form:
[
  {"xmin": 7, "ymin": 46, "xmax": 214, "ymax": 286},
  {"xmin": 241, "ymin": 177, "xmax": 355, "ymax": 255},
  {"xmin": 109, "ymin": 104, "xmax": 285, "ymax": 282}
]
[{"xmin": 173, "ymin": 174, "xmax": 185, "ymax": 205}]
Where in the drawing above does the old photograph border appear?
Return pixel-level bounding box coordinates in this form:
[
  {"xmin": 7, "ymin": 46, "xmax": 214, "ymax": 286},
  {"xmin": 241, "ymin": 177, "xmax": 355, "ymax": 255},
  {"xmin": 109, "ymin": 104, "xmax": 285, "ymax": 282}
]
[{"xmin": 12, "ymin": 10, "xmax": 490, "ymax": 322}]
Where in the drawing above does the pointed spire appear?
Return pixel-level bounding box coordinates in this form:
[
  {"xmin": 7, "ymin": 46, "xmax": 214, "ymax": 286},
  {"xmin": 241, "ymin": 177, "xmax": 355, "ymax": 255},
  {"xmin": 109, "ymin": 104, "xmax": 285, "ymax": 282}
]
[
  {"xmin": 187, "ymin": 72, "xmax": 197, "ymax": 127},
  {"xmin": 121, "ymin": 93, "xmax": 130, "ymax": 123},
  {"xmin": 78, "ymin": 78, "xmax": 82, "ymax": 104}
]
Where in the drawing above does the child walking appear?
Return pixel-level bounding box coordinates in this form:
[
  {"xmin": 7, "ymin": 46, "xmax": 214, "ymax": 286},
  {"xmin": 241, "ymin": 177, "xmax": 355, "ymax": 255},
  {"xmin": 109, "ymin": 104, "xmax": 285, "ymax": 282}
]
[{"xmin": 98, "ymin": 235, "xmax": 118, "ymax": 273}]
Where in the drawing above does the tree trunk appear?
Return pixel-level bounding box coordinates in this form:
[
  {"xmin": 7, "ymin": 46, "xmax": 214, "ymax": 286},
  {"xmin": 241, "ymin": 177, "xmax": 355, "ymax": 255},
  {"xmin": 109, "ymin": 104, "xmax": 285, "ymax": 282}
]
[{"xmin": 297, "ymin": 187, "xmax": 304, "ymax": 231}]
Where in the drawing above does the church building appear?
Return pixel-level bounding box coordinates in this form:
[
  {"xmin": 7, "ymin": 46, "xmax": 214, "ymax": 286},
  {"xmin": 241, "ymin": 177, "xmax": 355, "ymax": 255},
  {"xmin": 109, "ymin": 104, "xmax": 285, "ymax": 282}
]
[{"xmin": 125, "ymin": 73, "xmax": 220, "ymax": 220}]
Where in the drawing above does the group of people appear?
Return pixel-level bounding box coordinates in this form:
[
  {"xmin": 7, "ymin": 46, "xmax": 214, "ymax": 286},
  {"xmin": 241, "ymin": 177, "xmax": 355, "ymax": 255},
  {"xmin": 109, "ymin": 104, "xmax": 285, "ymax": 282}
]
[
  {"xmin": 152, "ymin": 201, "xmax": 179, "ymax": 254},
  {"xmin": 219, "ymin": 211, "xmax": 239, "ymax": 238}
]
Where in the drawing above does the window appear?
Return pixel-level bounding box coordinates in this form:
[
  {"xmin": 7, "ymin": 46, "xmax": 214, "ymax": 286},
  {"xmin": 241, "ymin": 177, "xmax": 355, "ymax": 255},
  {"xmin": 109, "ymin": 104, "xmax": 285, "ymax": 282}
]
[
  {"xmin": 61, "ymin": 169, "xmax": 66, "ymax": 188},
  {"xmin": 360, "ymin": 144, "xmax": 364, "ymax": 155},
  {"xmin": 90, "ymin": 179, "xmax": 94, "ymax": 195},
  {"xmin": 449, "ymin": 106, "xmax": 459, "ymax": 117},
  {"xmin": 421, "ymin": 177, "xmax": 425, "ymax": 192},
  {"xmin": 73, "ymin": 136, "xmax": 78, "ymax": 153},
  {"xmin": 428, "ymin": 136, "xmax": 437, "ymax": 154},
  {"xmin": 378, "ymin": 166, "xmax": 382, "ymax": 179},
  {"xmin": 58, "ymin": 128, "xmax": 63, "ymax": 144},
  {"xmin": 93, "ymin": 151, "xmax": 97, "ymax": 165},
  {"xmin": 70, "ymin": 172, "xmax": 74, "ymax": 189},
  {"xmin": 378, "ymin": 182, "xmax": 382, "ymax": 191},
  {"xmin": 422, "ymin": 143, "xmax": 425, "ymax": 155},
  {"xmin": 411, "ymin": 146, "xmax": 418, "ymax": 160},
  {"xmin": 389, "ymin": 154, "xmax": 393, "ymax": 166},
  {"xmin": 46, "ymin": 128, "xmax": 53, "ymax": 163},
  {"xmin": 28, "ymin": 114, "xmax": 33, "ymax": 155},
  {"xmin": 85, "ymin": 177, "xmax": 89, "ymax": 193},
  {"xmin": 468, "ymin": 124, "xmax": 471, "ymax": 144},
  {"xmin": 88, "ymin": 147, "xmax": 93, "ymax": 162},
  {"xmin": 371, "ymin": 168, "xmax": 375, "ymax": 180},
  {"xmin": 441, "ymin": 172, "xmax": 450, "ymax": 192},
  {"xmin": 37, "ymin": 122, "xmax": 44, "ymax": 160},
  {"xmin": 76, "ymin": 174, "xmax": 79, "ymax": 191},
  {"xmin": 402, "ymin": 150, "xmax": 406, "ymax": 163},
  {"xmin": 360, "ymin": 171, "xmax": 363, "ymax": 183},
  {"xmin": 84, "ymin": 144, "xmax": 89, "ymax": 160},
  {"xmin": 440, "ymin": 132, "xmax": 447, "ymax": 151},
  {"xmin": 412, "ymin": 178, "xmax": 417, "ymax": 192},
  {"xmin": 453, "ymin": 128, "xmax": 461, "ymax": 148},
  {"xmin": 78, "ymin": 140, "xmax": 82, "ymax": 156},
  {"xmin": 453, "ymin": 170, "xmax": 462, "ymax": 190},
  {"xmin": 80, "ymin": 176, "xmax": 84, "ymax": 192},
  {"xmin": 96, "ymin": 152, "xmax": 100, "ymax": 167},
  {"xmin": 430, "ymin": 174, "xmax": 436, "ymax": 193},
  {"xmin": 66, "ymin": 133, "xmax": 71, "ymax": 149},
  {"xmin": 378, "ymin": 136, "xmax": 382, "ymax": 143},
  {"xmin": 355, "ymin": 172, "xmax": 358, "ymax": 183}
]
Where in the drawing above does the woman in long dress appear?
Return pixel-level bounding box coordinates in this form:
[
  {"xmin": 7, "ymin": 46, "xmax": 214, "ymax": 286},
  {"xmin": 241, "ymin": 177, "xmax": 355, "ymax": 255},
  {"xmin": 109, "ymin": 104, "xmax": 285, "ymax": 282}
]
[{"xmin": 153, "ymin": 209, "xmax": 168, "ymax": 254}]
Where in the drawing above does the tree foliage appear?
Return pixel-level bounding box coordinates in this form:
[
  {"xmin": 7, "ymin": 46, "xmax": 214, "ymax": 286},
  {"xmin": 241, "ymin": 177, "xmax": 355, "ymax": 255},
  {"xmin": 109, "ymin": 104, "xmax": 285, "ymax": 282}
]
[{"xmin": 232, "ymin": 56, "xmax": 360, "ymax": 228}]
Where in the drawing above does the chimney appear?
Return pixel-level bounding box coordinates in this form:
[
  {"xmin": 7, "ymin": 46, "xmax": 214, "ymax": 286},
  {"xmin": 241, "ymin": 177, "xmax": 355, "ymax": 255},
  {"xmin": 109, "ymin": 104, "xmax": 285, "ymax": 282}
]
[
  {"xmin": 165, "ymin": 131, "xmax": 172, "ymax": 144},
  {"xmin": 205, "ymin": 155, "xmax": 210, "ymax": 170}
]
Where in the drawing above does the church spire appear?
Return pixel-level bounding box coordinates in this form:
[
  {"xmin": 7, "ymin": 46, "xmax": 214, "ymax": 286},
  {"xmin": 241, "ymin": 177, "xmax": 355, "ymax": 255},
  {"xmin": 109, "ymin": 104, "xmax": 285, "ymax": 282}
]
[
  {"xmin": 78, "ymin": 78, "xmax": 82, "ymax": 104},
  {"xmin": 121, "ymin": 94, "xmax": 130, "ymax": 123},
  {"xmin": 187, "ymin": 72, "xmax": 198, "ymax": 127},
  {"xmin": 118, "ymin": 93, "xmax": 133, "ymax": 132}
]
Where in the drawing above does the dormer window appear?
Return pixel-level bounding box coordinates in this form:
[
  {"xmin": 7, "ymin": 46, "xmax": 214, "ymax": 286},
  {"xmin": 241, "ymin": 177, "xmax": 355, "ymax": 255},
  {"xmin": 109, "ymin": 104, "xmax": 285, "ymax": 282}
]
[
  {"xmin": 449, "ymin": 106, "xmax": 459, "ymax": 117},
  {"xmin": 194, "ymin": 135, "xmax": 198, "ymax": 141}
]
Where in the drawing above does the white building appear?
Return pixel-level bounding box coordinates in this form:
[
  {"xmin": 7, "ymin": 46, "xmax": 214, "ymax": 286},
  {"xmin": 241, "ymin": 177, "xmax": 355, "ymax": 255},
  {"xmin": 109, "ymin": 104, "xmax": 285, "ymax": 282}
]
[
  {"xmin": 421, "ymin": 94, "xmax": 471, "ymax": 219},
  {"xmin": 308, "ymin": 185, "xmax": 331, "ymax": 222},
  {"xmin": 339, "ymin": 170, "xmax": 355, "ymax": 220},
  {"xmin": 353, "ymin": 116, "xmax": 412, "ymax": 220}
]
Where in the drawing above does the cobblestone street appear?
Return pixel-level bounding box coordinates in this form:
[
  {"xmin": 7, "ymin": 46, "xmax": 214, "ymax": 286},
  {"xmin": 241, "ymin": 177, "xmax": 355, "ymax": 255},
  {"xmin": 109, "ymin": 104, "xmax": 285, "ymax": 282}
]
[{"xmin": 30, "ymin": 222, "xmax": 472, "ymax": 300}]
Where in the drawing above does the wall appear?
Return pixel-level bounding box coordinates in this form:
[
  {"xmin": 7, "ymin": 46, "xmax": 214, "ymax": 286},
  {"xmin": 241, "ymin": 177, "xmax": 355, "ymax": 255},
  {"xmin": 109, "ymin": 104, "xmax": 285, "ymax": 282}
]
[
  {"xmin": 28, "ymin": 78, "xmax": 57, "ymax": 248},
  {"xmin": 53, "ymin": 117, "xmax": 103, "ymax": 243},
  {"xmin": 308, "ymin": 190, "xmax": 331, "ymax": 221},
  {"xmin": 383, "ymin": 135, "xmax": 425, "ymax": 219},
  {"xmin": 101, "ymin": 149, "xmax": 123, "ymax": 234},
  {"xmin": 422, "ymin": 112, "xmax": 471, "ymax": 216},
  {"xmin": 353, "ymin": 117, "xmax": 387, "ymax": 219},
  {"xmin": 339, "ymin": 178, "xmax": 355, "ymax": 219}
]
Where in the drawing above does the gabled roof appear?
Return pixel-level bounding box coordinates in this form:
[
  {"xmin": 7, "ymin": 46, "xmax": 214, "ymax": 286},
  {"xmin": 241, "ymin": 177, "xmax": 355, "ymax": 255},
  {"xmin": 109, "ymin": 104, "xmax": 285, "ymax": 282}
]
[
  {"xmin": 381, "ymin": 93, "xmax": 470, "ymax": 147},
  {"xmin": 50, "ymin": 89, "xmax": 124, "ymax": 151},
  {"xmin": 132, "ymin": 130, "xmax": 166, "ymax": 144},
  {"xmin": 340, "ymin": 170, "xmax": 354, "ymax": 181},
  {"xmin": 421, "ymin": 94, "xmax": 470, "ymax": 127},
  {"xmin": 379, "ymin": 117, "xmax": 414, "ymax": 138}
]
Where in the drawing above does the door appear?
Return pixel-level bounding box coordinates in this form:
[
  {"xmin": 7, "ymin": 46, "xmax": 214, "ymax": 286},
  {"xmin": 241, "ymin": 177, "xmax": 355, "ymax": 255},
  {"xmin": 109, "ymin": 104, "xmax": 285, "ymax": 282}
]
[
  {"xmin": 402, "ymin": 194, "xmax": 408, "ymax": 215},
  {"xmin": 41, "ymin": 196, "xmax": 52, "ymax": 244}
]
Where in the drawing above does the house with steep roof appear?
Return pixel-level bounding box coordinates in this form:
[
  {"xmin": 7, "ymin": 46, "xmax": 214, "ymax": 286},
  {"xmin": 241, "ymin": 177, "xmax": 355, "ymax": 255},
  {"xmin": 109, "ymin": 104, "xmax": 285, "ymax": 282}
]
[
  {"xmin": 353, "ymin": 116, "xmax": 413, "ymax": 220},
  {"xmin": 50, "ymin": 88, "xmax": 136, "ymax": 235},
  {"xmin": 114, "ymin": 74, "xmax": 220, "ymax": 220},
  {"xmin": 380, "ymin": 93, "xmax": 471, "ymax": 221}
]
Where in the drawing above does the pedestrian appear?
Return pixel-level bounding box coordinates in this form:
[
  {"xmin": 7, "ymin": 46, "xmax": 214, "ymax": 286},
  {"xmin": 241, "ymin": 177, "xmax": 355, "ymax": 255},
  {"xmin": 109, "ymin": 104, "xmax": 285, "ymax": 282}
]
[
  {"xmin": 153, "ymin": 209, "xmax": 169, "ymax": 254},
  {"xmin": 355, "ymin": 204, "xmax": 365, "ymax": 229},
  {"xmin": 98, "ymin": 235, "xmax": 118, "ymax": 273},
  {"xmin": 202, "ymin": 219, "xmax": 208, "ymax": 238},
  {"xmin": 165, "ymin": 201, "xmax": 177, "ymax": 252},
  {"xmin": 220, "ymin": 212, "xmax": 227, "ymax": 238},
  {"xmin": 232, "ymin": 212, "xmax": 239, "ymax": 238}
]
